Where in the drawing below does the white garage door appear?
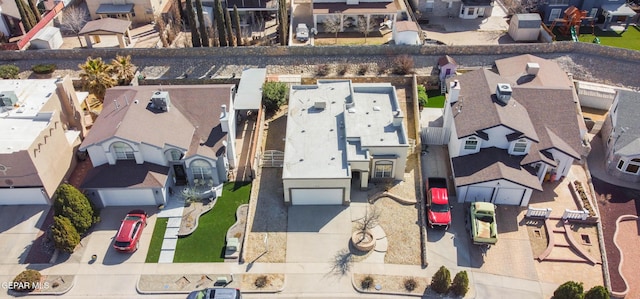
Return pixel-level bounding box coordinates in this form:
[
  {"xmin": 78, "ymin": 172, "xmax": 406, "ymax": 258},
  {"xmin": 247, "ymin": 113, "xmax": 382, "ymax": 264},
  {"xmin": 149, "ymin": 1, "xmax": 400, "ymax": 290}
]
[
  {"xmin": 0, "ymin": 188, "xmax": 49, "ymax": 205},
  {"xmin": 494, "ymin": 188, "xmax": 525, "ymax": 205},
  {"xmin": 465, "ymin": 186, "xmax": 494, "ymax": 202},
  {"xmin": 98, "ymin": 189, "xmax": 157, "ymax": 207},
  {"xmin": 291, "ymin": 188, "xmax": 343, "ymax": 205}
]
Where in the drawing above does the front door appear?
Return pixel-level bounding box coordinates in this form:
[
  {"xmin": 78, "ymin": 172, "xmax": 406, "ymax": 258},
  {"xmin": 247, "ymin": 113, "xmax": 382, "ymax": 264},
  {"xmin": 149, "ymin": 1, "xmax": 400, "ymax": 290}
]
[
  {"xmin": 173, "ymin": 164, "xmax": 187, "ymax": 186},
  {"xmin": 478, "ymin": 7, "xmax": 485, "ymax": 17}
]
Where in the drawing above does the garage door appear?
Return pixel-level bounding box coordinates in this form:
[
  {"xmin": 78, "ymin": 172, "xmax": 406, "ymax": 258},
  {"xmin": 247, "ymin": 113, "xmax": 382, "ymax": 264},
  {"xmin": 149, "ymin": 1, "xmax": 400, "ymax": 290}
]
[
  {"xmin": 465, "ymin": 186, "xmax": 494, "ymax": 202},
  {"xmin": 0, "ymin": 188, "xmax": 49, "ymax": 205},
  {"xmin": 494, "ymin": 188, "xmax": 525, "ymax": 205},
  {"xmin": 98, "ymin": 189, "xmax": 157, "ymax": 207},
  {"xmin": 291, "ymin": 188, "xmax": 343, "ymax": 205}
]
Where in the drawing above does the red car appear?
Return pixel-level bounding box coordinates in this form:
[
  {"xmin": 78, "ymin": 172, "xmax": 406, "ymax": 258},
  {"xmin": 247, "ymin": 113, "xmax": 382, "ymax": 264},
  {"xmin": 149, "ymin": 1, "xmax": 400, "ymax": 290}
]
[
  {"xmin": 426, "ymin": 187, "xmax": 451, "ymax": 229},
  {"xmin": 113, "ymin": 210, "xmax": 147, "ymax": 252}
]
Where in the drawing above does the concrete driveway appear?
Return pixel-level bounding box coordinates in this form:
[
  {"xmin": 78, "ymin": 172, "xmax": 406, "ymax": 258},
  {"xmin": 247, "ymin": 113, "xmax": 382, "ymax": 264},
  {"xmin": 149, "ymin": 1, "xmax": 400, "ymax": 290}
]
[
  {"xmin": 0, "ymin": 205, "xmax": 49, "ymax": 264},
  {"xmin": 286, "ymin": 206, "xmax": 352, "ymax": 263}
]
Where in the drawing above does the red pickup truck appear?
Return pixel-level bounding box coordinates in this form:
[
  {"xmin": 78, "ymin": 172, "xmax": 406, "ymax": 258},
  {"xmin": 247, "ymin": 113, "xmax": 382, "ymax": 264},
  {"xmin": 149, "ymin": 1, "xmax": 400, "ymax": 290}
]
[{"xmin": 426, "ymin": 178, "xmax": 451, "ymax": 229}]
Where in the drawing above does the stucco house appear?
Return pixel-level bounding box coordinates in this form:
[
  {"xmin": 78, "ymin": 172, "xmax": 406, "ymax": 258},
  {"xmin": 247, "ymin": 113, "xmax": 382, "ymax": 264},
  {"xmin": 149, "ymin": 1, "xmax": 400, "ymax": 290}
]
[
  {"xmin": 600, "ymin": 90, "xmax": 640, "ymax": 183},
  {"xmin": 392, "ymin": 20, "xmax": 420, "ymax": 44},
  {"xmin": 0, "ymin": 77, "xmax": 87, "ymax": 205},
  {"xmin": 312, "ymin": 0, "xmax": 409, "ymax": 34},
  {"xmin": 410, "ymin": 0, "xmax": 495, "ymax": 20},
  {"xmin": 86, "ymin": 0, "xmax": 178, "ymax": 24},
  {"xmin": 79, "ymin": 85, "xmax": 237, "ymax": 208},
  {"xmin": 538, "ymin": 0, "xmax": 636, "ymax": 30},
  {"xmin": 0, "ymin": 0, "xmax": 23, "ymax": 38},
  {"xmin": 283, "ymin": 80, "xmax": 409, "ymax": 205},
  {"xmin": 442, "ymin": 54, "xmax": 587, "ymax": 206}
]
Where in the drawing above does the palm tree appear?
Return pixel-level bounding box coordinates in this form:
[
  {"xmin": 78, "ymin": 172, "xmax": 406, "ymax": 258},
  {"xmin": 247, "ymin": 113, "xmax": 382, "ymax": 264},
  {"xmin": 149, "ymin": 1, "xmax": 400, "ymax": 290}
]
[
  {"xmin": 110, "ymin": 55, "xmax": 136, "ymax": 85},
  {"xmin": 78, "ymin": 57, "xmax": 116, "ymax": 103}
]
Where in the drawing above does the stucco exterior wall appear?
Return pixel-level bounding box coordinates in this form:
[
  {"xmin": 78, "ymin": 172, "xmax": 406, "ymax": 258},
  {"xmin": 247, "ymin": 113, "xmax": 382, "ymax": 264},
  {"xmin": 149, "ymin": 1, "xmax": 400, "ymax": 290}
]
[{"xmin": 283, "ymin": 177, "xmax": 352, "ymax": 204}]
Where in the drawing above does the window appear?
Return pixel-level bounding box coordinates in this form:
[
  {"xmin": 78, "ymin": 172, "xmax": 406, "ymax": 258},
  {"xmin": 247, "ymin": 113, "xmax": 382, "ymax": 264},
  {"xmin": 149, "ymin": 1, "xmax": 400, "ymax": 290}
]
[
  {"xmin": 425, "ymin": 0, "xmax": 434, "ymax": 12},
  {"xmin": 617, "ymin": 159, "xmax": 625, "ymax": 170},
  {"xmin": 464, "ymin": 137, "xmax": 478, "ymax": 150},
  {"xmin": 191, "ymin": 159, "xmax": 213, "ymax": 180},
  {"xmin": 548, "ymin": 0, "xmax": 569, "ymax": 5},
  {"xmin": 589, "ymin": 8, "xmax": 598, "ymax": 18},
  {"xmin": 549, "ymin": 8, "xmax": 562, "ymax": 21},
  {"xmin": 374, "ymin": 161, "xmax": 393, "ymax": 178},
  {"xmin": 467, "ymin": 7, "xmax": 475, "ymax": 15},
  {"xmin": 513, "ymin": 139, "xmax": 528, "ymax": 153},
  {"xmin": 167, "ymin": 149, "xmax": 183, "ymax": 161},
  {"xmin": 112, "ymin": 142, "xmax": 134, "ymax": 160},
  {"xmin": 625, "ymin": 158, "xmax": 640, "ymax": 174}
]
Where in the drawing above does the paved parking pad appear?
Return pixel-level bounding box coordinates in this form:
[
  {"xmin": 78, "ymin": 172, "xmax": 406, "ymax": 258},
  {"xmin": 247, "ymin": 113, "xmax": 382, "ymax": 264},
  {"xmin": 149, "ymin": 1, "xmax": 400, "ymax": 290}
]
[
  {"xmin": 0, "ymin": 205, "xmax": 48, "ymax": 264},
  {"xmin": 286, "ymin": 206, "xmax": 352, "ymax": 263}
]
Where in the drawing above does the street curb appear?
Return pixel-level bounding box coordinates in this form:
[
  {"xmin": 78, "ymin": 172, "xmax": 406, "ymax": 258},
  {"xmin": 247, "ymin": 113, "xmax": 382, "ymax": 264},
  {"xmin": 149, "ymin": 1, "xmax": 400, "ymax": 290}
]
[
  {"xmin": 136, "ymin": 274, "xmax": 285, "ymax": 295},
  {"xmin": 8, "ymin": 275, "xmax": 75, "ymax": 296},
  {"xmin": 351, "ymin": 274, "xmax": 424, "ymax": 297}
]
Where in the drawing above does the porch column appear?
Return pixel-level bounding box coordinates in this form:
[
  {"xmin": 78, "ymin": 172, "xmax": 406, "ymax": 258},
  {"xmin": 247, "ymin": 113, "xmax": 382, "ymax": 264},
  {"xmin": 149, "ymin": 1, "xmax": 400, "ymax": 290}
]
[
  {"xmin": 84, "ymin": 35, "xmax": 94, "ymax": 48},
  {"xmin": 360, "ymin": 171, "xmax": 369, "ymax": 190},
  {"xmin": 603, "ymin": 12, "xmax": 611, "ymax": 30},
  {"xmin": 117, "ymin": 34, "xmax": 126, "ymax": 48}
]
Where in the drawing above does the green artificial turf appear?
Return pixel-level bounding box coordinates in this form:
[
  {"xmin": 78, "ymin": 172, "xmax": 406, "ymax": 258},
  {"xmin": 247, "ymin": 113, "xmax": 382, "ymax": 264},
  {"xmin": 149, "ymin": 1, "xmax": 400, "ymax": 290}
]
[
  {"xmin": 173, "ymin": 182, "xmax": 252, "ymax": 263},
  {"xmin": 555, "ymin": 25, "xmax": 640, "ymax": 51},
  {"xmin": 426, "ymin": 90, "xmax": 446, "ymax": 108},
  {"xmin": 145, "ymin": 218, "xmax": 168, "ymax": 263}
]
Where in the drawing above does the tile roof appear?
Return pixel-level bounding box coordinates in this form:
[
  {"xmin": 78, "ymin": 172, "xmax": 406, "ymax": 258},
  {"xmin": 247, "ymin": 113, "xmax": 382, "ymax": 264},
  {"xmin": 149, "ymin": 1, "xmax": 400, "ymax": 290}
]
[
  {"xmin": 81, "ymin": 161, "xmax": 169, "ymax": 188},
  {"xmin": 395, "ymin": 21, "xmax": 419, "ymax": 32},
  {"xmin": 438, "ymin": 55, "xmax": 457, "ymax": 67},
  {"xmin": 495, "ymin": 54, "xmax": 573, "ymax": 89},
  {"xmin": 78, "ymin": 18, "xmax": 132, "ymax": 35}
]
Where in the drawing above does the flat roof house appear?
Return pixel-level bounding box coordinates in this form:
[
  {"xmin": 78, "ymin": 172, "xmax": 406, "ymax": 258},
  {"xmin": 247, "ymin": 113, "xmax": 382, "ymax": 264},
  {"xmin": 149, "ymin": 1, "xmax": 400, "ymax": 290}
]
[
  {"xmin": 283, "ymin": 80, "xmax": 409, "ymax": 205},
  {"xmin": 79, "ymin": 85, "xmax": 237, "ymax": 208},
  {"xmin": 0, "ymin": 77, "xmax": 87, "ymax": 205}
]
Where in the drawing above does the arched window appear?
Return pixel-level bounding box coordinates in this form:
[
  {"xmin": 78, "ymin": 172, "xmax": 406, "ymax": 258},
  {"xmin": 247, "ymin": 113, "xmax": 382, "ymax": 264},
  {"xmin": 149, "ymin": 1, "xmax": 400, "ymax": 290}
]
[
  {"xmin": 464, "ymin": 137, "xmax": 478, "ymax": 150},
  {"xmin": 166, "ymin": 149, "xmax": 183, "ymax": 162},
  {"xmin": 190, "ymin": 159, "xmax": 213, "ymax": 180},
  {"xmin": 111, "ymin": 142, "xmax": 134, "ymax": 160},
  {"xmin": 513, "ymin": 138, "xmax": 528, "ymax": 153},
  {"xmin": 374, "ymin": 160, "xmax": 393, "ymax": 178},
  {"xmin": 625, "ymin": 158, "xmax": 640, "ymax": 174}
]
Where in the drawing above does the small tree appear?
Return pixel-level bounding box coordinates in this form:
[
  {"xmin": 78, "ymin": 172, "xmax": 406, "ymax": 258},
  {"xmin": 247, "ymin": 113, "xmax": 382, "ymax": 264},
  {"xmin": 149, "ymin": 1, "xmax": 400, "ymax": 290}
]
[
  {"xmin": 584, "ymin": 286, "xmax": 609, "ymax": 299},
  {"xmin": 185, "ymin": 0, "xmax": 201, "ymax": 47},
  {"xmin": 31, "ymin": 63, "xmax": 56, "ymax": 75},
  {"xmin": 356, "ymin": 15, "xmax": 376, "ymax": 43},
  {"xmin": 431, "ymin": 265, "xmax": 451, "ymax": 294},
  {"xmin": 417, "ymin": 85, "xmax": 428, "ymax": 108},
  {"xmin": 78, "ymin": 57, "xmax": 116, "ymax": 102},
  {"xmin": 324, "ymin": 14, "xmax": 342, "ymax": 43},
  {"xmin": 553, "ymin": 281, "xmax": 584, "ymax": 299},
  {"xmin": 214, "ymin": 0, "xmax": 228, "ymax": 46},
  {"xmin": 361, "ymin": 276, "xmax": 374, "ymax": 289},
  {"xmin": 262, "ymin": 82, "xmax": 288, "ymax": 113},
  {"xmin": 60, "ymin": 5, "xmax": 89, "ymax": 47},
  {"xmin": 224, "ymin": 4, "xmax": 235, "ymax": 46},
  {"xmin": 357, "ymin": 205, "xmax": 381, "ymax": 233},
  {"xmin": 233, "ymin": 5, "xmax": 243, "ymax": 46},
  {"xmin": 110, "ymin": 55, "xmax": 136, "ymax": 86},
  {"xmin": 0, "ymin": 64, "xmax": 20, "ymax": 79},
  {"xmin": 393, "ymin": 55, "xmax": 414, "ymax": 75},
  {"xmin": 12, "ymin": 269, "xmax": 42, "ymax": 292},
  {"xmin": 54, "ymin": 183, "xmax": 99, "ymax": 234},
  {"xmin": 277, "ymin": 0, "xmax": 288, "ymax": 44},
  {"xmin": 51, "ymin": 216, "xmax": 80, "ymax": 253},
  {"xmin": 451, "ymin": 271, "xmax": 469, "ymax": 296},
  {"xmin": 195, "ymin": 0, "xmax": 209, "ymax": 47}
]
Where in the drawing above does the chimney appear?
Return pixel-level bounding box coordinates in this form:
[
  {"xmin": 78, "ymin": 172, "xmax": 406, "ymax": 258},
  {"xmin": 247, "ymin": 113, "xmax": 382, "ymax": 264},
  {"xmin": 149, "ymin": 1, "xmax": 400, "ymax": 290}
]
[
  {"xmin": 526, "ymin": 62, "xmax": 540, "ymax": 76},
  {"xmin": 449, "ymin": 80, "xmax": 460, "ymax": 104},
  {"xmin": 496, "ymin": 84, "xmax": 513, "ymax": 104},
  {"xmin": 392, "ymin": 109, "xmax": 403, "ymax": 126},
  {"xmin": 220, "ymin": 104, "xmax": 229, "ymax": 133}
]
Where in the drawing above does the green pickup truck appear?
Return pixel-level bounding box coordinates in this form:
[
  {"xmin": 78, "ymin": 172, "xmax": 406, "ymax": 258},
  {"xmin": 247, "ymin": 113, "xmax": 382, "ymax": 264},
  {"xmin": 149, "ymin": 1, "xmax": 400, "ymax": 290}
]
[{"xmin": 469, "ymin": 202, "xmax": 498, "ymax": 246}]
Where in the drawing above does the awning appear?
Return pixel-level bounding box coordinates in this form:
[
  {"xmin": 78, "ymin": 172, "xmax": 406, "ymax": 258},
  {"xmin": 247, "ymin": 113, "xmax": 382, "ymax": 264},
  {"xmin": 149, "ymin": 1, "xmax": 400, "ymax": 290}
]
[
  {"xmin": 601, "ymin": 4, "xmax": 637, "ymax": 17},
  {"xmin": 234, "ymin": 68, "xmax": 267, "ymax": 110},
  {"xmin": 96, "ymin": 4, "xmax": 134, "ymax": 14}
]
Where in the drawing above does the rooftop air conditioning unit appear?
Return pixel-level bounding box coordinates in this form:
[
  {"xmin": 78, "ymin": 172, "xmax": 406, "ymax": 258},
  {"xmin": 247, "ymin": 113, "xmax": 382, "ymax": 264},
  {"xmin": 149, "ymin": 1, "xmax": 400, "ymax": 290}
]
[
  {"xmin": 151, "ymin": 91, "xmax": 171, "ymax": 112},
  {"xmin": 0, "ymin": 91, "xmax": 19, "ymax": 107},
  {"xmin": 496, "ymin": 84, "xmax": 513, "ymax": 104}
]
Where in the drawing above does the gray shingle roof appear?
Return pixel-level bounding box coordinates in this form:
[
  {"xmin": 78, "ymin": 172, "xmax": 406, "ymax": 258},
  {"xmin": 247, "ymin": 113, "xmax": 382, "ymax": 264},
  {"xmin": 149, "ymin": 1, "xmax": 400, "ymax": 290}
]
[
  {"xmin": 611, "ymin": 90, "xmax": 640, "ymax": 153},
  {"xmin": 81, "ymin": 161, "xmax": 169, "ymax": 188}
]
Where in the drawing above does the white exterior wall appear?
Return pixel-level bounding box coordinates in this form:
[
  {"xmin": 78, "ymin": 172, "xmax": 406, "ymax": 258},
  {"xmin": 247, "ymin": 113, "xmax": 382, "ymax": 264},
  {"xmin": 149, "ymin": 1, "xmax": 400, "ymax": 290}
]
[
  {"xmin": 139, "ymin": 143, "xmax": 165, "ymax": 165},
  {"xmin": 87, "ymin": 144, "xmax": 109, "ymax": 167},
  {"xmin": 0, "ymin": 188, "xmax": 49, "ymax": 205},
  {"xmin": 480, "ymin": 126, "xmax": 513, "ymax": 149},
  {"xmin": 547, "ymin": 148, "xmax": 574, "ymax": 179},
  {"xmin": 456, "ymin": 179, "xmax": 533, "ymax": 206},
  {"xmin": 448, "ymin": 122, "xmax": 461, "ymax": 158},
  {"xmin": 283, "ymin": 177, "xmax": 351, "ymax": 205},
  {"xmin": 367, "ymin": 146, "xmax": 408, "ymax": 180},
  {"xmin": 394, "ymin": 31, "xmax": 420, "ymax": 45}
]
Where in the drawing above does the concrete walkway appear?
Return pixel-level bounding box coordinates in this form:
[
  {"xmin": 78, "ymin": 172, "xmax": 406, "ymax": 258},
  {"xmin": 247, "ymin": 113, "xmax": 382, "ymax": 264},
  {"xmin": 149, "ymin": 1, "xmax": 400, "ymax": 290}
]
[{"xmin": 156, "ymin": 196, "xmax": 185, "ymax": 263}]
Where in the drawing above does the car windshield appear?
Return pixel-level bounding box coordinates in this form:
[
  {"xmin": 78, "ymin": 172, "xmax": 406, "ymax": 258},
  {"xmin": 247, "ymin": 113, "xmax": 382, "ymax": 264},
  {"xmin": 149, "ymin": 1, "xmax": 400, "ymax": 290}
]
[
  {"xmin": 114, "ymin": 241, "xmax": 131, "ymax": 248},
  {"xmin": 431, "ymin": 203, "xmax": 450, "ymax": 213},
  {"xmin": 124, "ymin": 215, "xmax": 141, "ymax": 221}
]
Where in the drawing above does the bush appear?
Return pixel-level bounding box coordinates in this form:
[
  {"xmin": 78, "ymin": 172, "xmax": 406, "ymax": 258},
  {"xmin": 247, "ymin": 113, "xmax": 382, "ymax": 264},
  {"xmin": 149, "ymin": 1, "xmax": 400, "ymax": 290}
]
[
  {"xmin": 451, "ymin": 271, "xmax": 469, "ymax": 296},
  {"xmin": 417, "ymin": 85, "xmax": 428, "ymax": 107},
  {"xmin": 51, "ymin": 215, "xmax": 80, "ymax": 253},
  {"xmin": 553, "ymin": 281, "xmax": 584, "ymax": 299},
  {"xmin": 316, "ymin": 64, "xmax": 330, "ymax": 76},
  {"xmin": 54, "ymin": 184, "xmax": 99, "ymax": 234},
  {"xmin": 254, "ymin": 275, "xmax": 268, "ymax": 288},
  {"xmin": 0, "ymin": 64, "xmax": 20, "ymax": 79},
  {"xmin": 261, "ymin": 81, "xmax": 288, "ymax": 113},
  {"xmin": 31, "ymin": 64, "xmax": 56, "ymax": 74},
  {"xmin": 584, "ymin": 286, "xmax": 609, "ymax": 299},
  {"xmin": 337, "ymin": 64, "xmax": 348, "ymax": 76},
  {"xmin": 431, "ymin": 265, "xmax": 451, "ymax": 294},
  {"xmin": 12, "ymin": 269, "xmax": 42, "ymax": 292},
  {"xmin": 404, "ymin": 278, "xmax": 417, "ymax": 291},
  {"xmin": 357, "ymin": 64, "xmax": 369, "ymax": 76},
  {"xmin": 392, "ymin": 55, "xmax": 414, "ymax": 75},
  {"xmin": 361, "ymin": 275, "xmax": 374, "ymax": 289}
]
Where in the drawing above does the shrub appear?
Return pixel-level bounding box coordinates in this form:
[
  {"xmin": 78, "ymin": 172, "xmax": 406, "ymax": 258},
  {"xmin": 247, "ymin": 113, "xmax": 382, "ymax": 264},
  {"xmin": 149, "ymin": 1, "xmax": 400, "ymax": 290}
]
[
  {"xmin": 0, "ymin": 64, "xmax": 20, "ymax": 79},
  {"xmin": 417, "ymin": 85, "xmax": 428, "ymax": 107},
  {"xmin": 51, "ymin": 215, "xmax": 80, "ymax": 253},
  {"xmin": 357, "ymin": 64, "xmax": 369, "ymax": 76},
  {"xmin": 254, "ymin": 275, "xmax": 268, "ymax": 288},
  {"xmin": 584, "ymin": 286, "xmax": 609, "ymax": 299},
  {"xmin": 361, "ymin": 275, "xmax": 374, "ymax": 289},
  {"xmin": 12, "ymin": 269, "xmax": 42, "ymax": 292},
  {"xmin": 404, "ymin": 278, "xmax": 417, "ymax": 291},
  {"xmin": 31, "ymin": 64, "xmax": 56, "ymax": 74},
  {"xmin": 553, "ymin": 281, "xmax": 584, "ymax": 299},
  {"xmin": 392, "ymin": 55, "xmax": 414, "ymax": 75},
  {"xmin": 316, "ymin": 64, "xmax": 330, "ymax": 76},
  {"xmin": 337, "ymin": 64, "xmax": 348, "ymax": 76},
  {"xmin": 261, "ymin": 81, "xmax": 288, "ymax": 113},
  {"xmin": 54, "ymin": 184, "xmax": 99, "ymax": 234},
  {"xmin": 430, "ymin": 265, "xmax": 451, "ymax": 294},
  {"xmin": 451, "ymin": 271, "xmax": 469, "ymax": 296}
]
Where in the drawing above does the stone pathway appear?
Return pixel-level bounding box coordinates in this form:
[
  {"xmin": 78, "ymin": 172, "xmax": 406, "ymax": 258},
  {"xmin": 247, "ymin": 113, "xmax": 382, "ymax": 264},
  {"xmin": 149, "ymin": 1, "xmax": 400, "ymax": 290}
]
[
  {"xmin": 363, "ymin": 225, "xmax": 388, "ymax": 264},
  {"xmin": 157, "ymin": 197, "xmax": 185, "ymax": 263}
]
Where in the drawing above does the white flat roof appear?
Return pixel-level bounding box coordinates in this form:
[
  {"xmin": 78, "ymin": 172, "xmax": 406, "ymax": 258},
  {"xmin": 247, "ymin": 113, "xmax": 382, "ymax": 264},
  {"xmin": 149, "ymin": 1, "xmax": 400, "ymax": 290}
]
[
  {"xmin": 283, "ymin": 80, "xmax": 407, "ymax": 179},
  {"xmin": 0, "ymin": 79, "xmax": 59, "ymax": 154},
  {"xmin": 235, "ymin": 68, "xmax": 267, "ymax": 110}
]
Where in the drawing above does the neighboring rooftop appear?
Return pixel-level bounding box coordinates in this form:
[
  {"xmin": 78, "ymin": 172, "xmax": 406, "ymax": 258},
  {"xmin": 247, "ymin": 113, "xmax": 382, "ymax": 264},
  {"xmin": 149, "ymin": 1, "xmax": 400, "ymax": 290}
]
[
  {"xmin": 610, "ymin": 90, "xmax": 640, "ymax": 153},
  {"xmin": 234, "ymin": 68, "xmax": 267, "ymax": 110},
  {"xmin": 283, "ymin": 80, "xmax": 407, "ymax": 179},
  {"xmin": 0, "ymin": 79, "xmax": 59, "ymax": 154}
]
